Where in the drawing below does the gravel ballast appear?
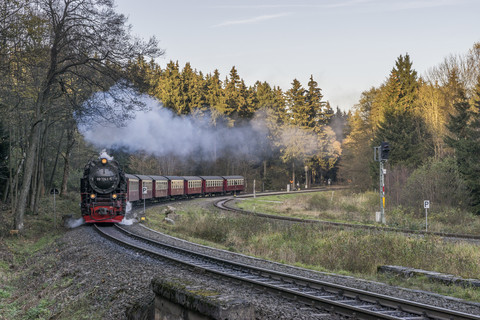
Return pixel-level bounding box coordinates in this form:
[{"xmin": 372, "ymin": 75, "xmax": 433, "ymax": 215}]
[{"xmin": 11, "ymin": 225, "xmax": 345, "ymax": 319}]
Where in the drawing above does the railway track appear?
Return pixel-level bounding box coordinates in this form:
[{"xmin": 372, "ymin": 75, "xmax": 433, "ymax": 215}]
[
  {"xmin": 214, "ymin": 197, "xmax": 480, "ymax": 242},
  {"xmin": 94, "ymin": 224, "xmax": 480, "ymax": 320}
]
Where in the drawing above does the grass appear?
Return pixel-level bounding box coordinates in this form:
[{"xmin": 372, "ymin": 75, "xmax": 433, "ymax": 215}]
[
  {"xmin": 236, "ymin": 190, "xmax": 480, "ymax": 235},
  {"xmin": 144, "ymin": 197, "xmax": 480, "ymax": 303},
  {"xmin": 0, "ymin": 192, "xmax": 82, "ymax": 320}
]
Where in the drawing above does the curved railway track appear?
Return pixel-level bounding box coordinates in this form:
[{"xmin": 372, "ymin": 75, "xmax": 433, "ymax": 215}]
[
  {"xmin": 214, "ymin": 197, "xmax": 480, "ymax": 242},
  {"xmin": 94, "ymin": 224, "xmax": 480, "ymax": 320}
]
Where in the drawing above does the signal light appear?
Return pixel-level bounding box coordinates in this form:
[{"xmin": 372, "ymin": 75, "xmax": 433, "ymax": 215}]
[
  {"xmin": 101, "ymin": 158, "xmax": 108, "ymax": 164},
  {"xmin": 380, "ymin": 141, "xmax": 390, "ymax": 160}
]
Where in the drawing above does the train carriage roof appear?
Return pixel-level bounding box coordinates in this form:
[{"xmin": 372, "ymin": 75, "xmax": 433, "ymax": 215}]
[
  {"xmin": 149, "ymin": 175, "xmax": 168, "ymax": 181},
  {"xmin": 134, "ymin": 174, "xmax": 153, "ymax": 181},
  {"xmin": 199, "ymin": 176, "xmax": 223, "ymax": 180},
  {"xmin": 164, "ymin": 176, "xmax": 185, "ymax": 181},
  {"xmin": 222, "ymin": 176, "xmax": 244, "ymax": 179},
  {"xmin": 182, "ymin": 176, "xmax": 202, "ymax": 181},
  {"xmin": 125, "ymin": 174, "xmax": 139, "ymax": 180}
]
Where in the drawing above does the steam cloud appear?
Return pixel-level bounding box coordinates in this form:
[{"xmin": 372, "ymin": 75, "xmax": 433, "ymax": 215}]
[{"xmin": 81, "ymin": 94, "xmax": 269, "ymax": 159}]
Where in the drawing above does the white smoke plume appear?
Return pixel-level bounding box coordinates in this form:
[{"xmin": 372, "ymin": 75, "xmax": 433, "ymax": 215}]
[
  {"xmin": 99, "ymin": 149, "xmax": 114, "ymax": 160},
  {"xmin": 81, "ymin": 93, "xmax": 269, "ymax": 159},
  {"xmin": 64, "ymin": 217, "xmax": 85, "ymax": 229}
]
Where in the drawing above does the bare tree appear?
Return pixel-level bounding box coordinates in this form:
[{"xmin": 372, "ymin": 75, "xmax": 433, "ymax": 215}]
[{"xmin": 6, "ymin": 0, "xmax": 162, "ymax": 230}]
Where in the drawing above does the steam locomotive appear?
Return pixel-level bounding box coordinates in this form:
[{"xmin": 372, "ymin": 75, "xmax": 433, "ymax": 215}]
[{"xmin": 80, "ymin": 154, "xmax": 245, "ymax": 223}]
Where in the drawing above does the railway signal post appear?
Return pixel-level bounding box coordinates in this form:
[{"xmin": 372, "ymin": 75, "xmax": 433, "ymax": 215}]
[
  {"xmin": 142, "ymin": 186, "xmax": 147, "ymax": 215},
  {"xmin": 374, "ymin": 142, "xmax": 390, "ymax": 224},
  {"xmin": 424, "ymin": 200, "xmax": 430, "ymax": 231}
]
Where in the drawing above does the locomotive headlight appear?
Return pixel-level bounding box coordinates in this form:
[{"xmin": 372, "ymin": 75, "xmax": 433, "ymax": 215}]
[
  {"xmin": 90, "ymin": 193, "xmax": 96, "ymax": 199},
  {"xmin": 112, "ymin": 194, "xmax": 118, "ymax": 200},
  {"xmin": 101, "ymin": 158, "xmax": 108, "ymax": 164}
]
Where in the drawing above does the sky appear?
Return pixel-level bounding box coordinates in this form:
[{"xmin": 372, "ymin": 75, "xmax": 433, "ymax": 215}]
[{"xmin": 114, "ymin": 0, "xmax": 480, "ymax": 111}]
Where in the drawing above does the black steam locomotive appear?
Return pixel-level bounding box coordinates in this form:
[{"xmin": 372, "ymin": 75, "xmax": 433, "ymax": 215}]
[{"xmin": 80, "ymin": 155, "xmax": 127, "ymax": 223}]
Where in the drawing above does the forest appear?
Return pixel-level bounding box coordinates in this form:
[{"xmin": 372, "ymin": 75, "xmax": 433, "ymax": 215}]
[{"xmin": 1, "ymin": 0, "xmax": 480, "ymax": 231}]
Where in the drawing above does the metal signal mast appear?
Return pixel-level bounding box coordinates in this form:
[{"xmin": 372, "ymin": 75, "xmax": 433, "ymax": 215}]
[{"xmin": 374, "ymin": 142, "xmax": 390, "ymax": 224}]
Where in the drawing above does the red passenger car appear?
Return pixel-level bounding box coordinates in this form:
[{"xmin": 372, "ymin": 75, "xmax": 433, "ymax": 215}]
[
  {"xmin": 135, "ymin": 174, "xmax": 153, "ymax": 200},
  {"xmin": 165, "ymin": 176, "xmax": 185, "ymax": 198},
  {"xmin": 183, "ymin": 176, "xmax": 203, "ymax": 197},
  {"xmin": 126, "ymin": 174, "xmax": 140, "ymax": 202},
  {"xmin": 150, "ymin": 175, "xmax": 169, "ymax": 199},
  {"xmin": 223, "ymin": 176, "xmax": 245, "ymax": 195},
  {"xmin": 200, "ymin": 176, "xmax": 224, "ymax": 196}
]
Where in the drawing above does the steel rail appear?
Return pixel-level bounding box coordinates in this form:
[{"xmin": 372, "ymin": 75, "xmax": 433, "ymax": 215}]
[{"xmin": 94, "ymin": 224, "xmax": 480, "ymax": 320}]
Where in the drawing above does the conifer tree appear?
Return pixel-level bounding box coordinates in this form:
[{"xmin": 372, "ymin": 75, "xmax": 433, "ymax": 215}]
[
  {"xmin": 305, "ymin": 75, "xmax": 326, "ymax": 130},
  {"xmin": 237, "ymin": 79, "xmax": 256, "ymax": 119},
  {"xmin": 255, "ymin": 81, "xmax": 275, "ymax": 109},
  {"xmin": 160, "ymin": 61, "xmax": 183, "ymax": 113},
  {"xmin": 445, "ymin": 77, "xmax": 480, "ymax": 213},
  {"xmin": 271, "ymin": 86, "xmax": 287, "ymax": 124},
  {"xmin": 286, "ymin": 79, "xmax": 307, "ymax": 127},
  {"xmin": 224, "ymin": 66, "xmax": 246, "ymax": 119},
  {"xmin": 374, "ymin": 54, "xmax": 433, "ymax": 167},
  {"xmin": 205, "ymin": 69, "xmax": 227, "ymax": 115}
]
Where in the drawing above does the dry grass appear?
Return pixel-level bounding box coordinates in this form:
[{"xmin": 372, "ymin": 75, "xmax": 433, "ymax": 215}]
[
  {"xmin": 237, "ymin": 190, "xmax": 480, "ymax": 234},
  {"xmin": 145, "ymin": 197, "xmax": 480, "ymax": 302}
]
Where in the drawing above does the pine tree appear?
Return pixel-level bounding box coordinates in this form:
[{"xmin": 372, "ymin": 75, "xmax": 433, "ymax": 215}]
[
  {"xmin": 224, "ymin": 66, "xmax": 242, "ymax": 115},
  {"xmin": 271, "ymin": 86, "xmax": 287, "ymax": 124},
  {"xmin": 392, "ymin": 53, "xmax": 418, "ymax": 112},
  {"xmin": 445, "ymin": 77, "xmax": 480, "ymax": 213},
  {"xmin": 374, "ymin": 54, "xmax": 433, "ymax": 167},
  {"xmin": 159, "ymin": 61, "xmax": 183, "ymax": 113},
  {"xmin": 255, "ymin": 81, "xmax": 275, "ymax": 109},
  {"xmin": 205, "ymin": 69, "xmax": 227, "ymax": 115},
  {"xmin": 376, "ymin": 107, "xmax": 432, "ymax": 167},
  {"xmin": 286, "ymin": 79, "xmax": 307, "ymax": 127},
  {"xmin": 237, "ymin": 79, "xmax": 255, "ymax": 119},
  {"xmin": 305, "ymin": 75, "xmax": 327, "ymax": 130}
]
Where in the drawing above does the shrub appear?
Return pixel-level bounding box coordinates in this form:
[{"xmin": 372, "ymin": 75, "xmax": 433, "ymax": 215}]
[{"xmin": 400, "ymin": 157, "xmax": 470, "ymax": 213}]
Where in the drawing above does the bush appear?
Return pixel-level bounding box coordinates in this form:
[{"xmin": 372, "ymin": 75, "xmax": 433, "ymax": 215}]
[{"xmin": 400, "ymin": 157, "xmax": 469, "ymax": 213}]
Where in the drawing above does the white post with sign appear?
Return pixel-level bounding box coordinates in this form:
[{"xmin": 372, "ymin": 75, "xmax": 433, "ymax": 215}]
[
  {"xmin": 424, "ymin": 200, "xmax": 430, "ymax": 232},
  {"xmin": 142, "ymin": 186, "xmax": 147, "ymax": 215}
]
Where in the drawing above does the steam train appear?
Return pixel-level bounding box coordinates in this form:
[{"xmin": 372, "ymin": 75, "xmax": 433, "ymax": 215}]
[{"xmin": 80, "ymin": 155, "xmax": 245, "ymax": 223}]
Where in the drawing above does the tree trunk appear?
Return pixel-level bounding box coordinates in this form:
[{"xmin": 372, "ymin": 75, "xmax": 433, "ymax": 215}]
[
  {"xmin": 29, "ymin": 133, "xmax": 40, "ymax": 213},
  {"xmin": 14, "ymin": 121, "xmax": 41, "ymax": 230},
  {"xmin": 61, "ymin": 126, "xmax": 76, "ymax": 196},
  {"xmin": 48, "ymin": 127, "xmax": 64, "ymax": 189},
  {"xmin": 33, "ymin": 144, "xmax": 46, "ymax": 215}
]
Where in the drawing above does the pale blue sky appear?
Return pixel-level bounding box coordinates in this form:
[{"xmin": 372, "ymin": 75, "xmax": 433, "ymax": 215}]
[{"xmin": 115, "ymin": 0, "xmax": 480, "ymax": 111}]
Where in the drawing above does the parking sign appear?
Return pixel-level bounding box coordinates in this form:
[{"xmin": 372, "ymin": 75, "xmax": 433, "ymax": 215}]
[
  {"xmin": 142, "ymin": 186, "xmax": 148, "ymax": 195},
  {"xmin": 424, "ymin": 200, "xmax": 430, "ymax": 209}
]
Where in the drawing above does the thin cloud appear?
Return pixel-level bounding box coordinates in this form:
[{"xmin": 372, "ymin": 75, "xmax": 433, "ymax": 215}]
[
  {"xmin": 212, "ymin": 1, "xmax": 373, "ymax": 10},
  {"xmin": 211, "ymin": 13, "xmax": 291, "ymax": 28},
  {"xmin": 212, "ymin": 0, "xmax": 462, "ymax": 11}
]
